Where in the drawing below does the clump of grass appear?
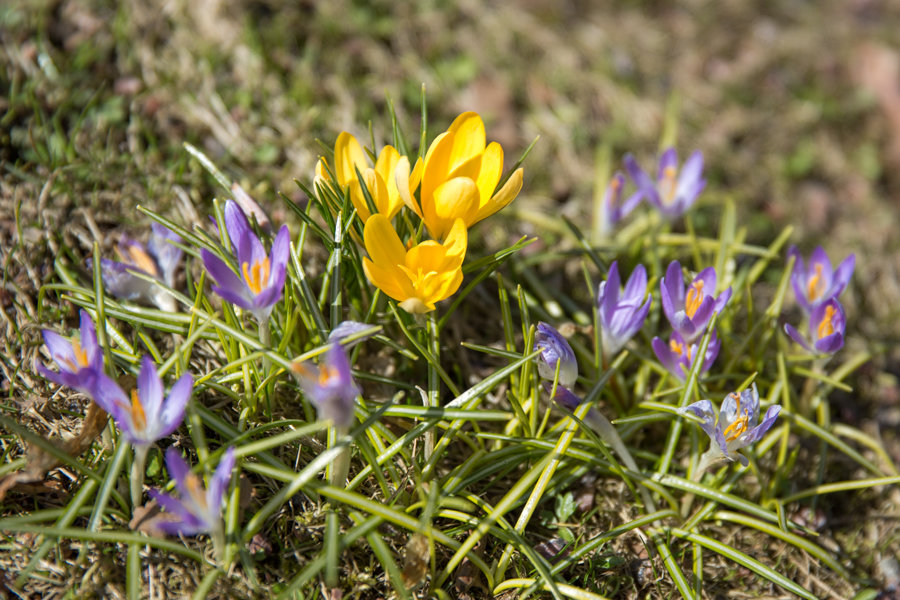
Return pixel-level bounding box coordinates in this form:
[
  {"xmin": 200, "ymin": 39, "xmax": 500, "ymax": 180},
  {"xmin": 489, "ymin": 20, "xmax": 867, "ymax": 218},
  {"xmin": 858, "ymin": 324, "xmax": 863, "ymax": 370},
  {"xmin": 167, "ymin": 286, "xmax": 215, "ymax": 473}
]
[{"xmin": 0, "ymin": 99, "xmax": 892, "ymax": 600}]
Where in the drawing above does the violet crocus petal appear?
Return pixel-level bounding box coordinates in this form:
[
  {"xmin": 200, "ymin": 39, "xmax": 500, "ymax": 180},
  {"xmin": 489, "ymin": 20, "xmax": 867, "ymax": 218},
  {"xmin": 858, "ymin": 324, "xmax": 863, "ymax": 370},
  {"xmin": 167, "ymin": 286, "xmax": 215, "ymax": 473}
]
[
  {"xmin": 741, "ymin": 405, "xmax": 781, "ymax": 445},
  {"xmin": 534, "ymin": 322, "xmax": 578, "ymax": 387},
  {"xmin": 700, "ymin": 334, "xmax": 722, "ymax": 372},
  {"xmin": 101, "ymin": 259, "xmax": 154, "ymax": 301},
  {"xmin": 622, "ymin": 264, "xmax": 647, "ymax": 303},
  {"xmin": 624, "ymin": 154, "xmax": 659, "ymax": 206},
  {"xmin": 149, "ymin": 489, "xmax": 206, "ymax": 535},
  {"xmin": 137, "ymin": 357, "xmax": 163, "ymax": 420},
  {"xmin": 224, "ymin": 200, "xmax": 253, "ymax": 260},
  {"xmin": 157, "ymin": 373, "xmax": 192, "ymax": 439},
  {"xmin": 809, "ymin": 299, "xmax": 846, "ymax": 354},
  {"xmin": 678, "ymin": 150, "xmax": 705, "ymax": 191},
  {"xmin": 687, "ymin": 296, "xmax": 716, "ymax": 337},
  {"xmin": 814, "ymin": 332, "xmax": 844, "ymax": 354},
  {"xmin": 661, "ymin": 261, "xmax": 683, "ymax": 324},
  {"xmin": 42, "ymin": 330, "xmax": 79, "ymax": 370},
  {"xmin": 784, "ymin": 323, "xmax": 812, "ymax": 352},
  {"xmin": 148, "ymin": 223, "xmax": 183, "ymax": 287},
  {"xmin": 164, "ymin": 448, "xmax": 195, "ymax": 502},
  {"xmin": 202, "ymin": 249, "xmax": 254, "ymax": 310},
  {"xmin": 693, "ymin": 267, "xmax": 717, "ymax": 297},
  {"xmin": 600, "ymin": 261, "xmax": 621, "ymax": 324},
  {"xmin": 670, "ymin": 311, "xmax": 698, "ymax": 341},
  {"xmin": 90, "ymin": 373, "xmax": 129, "ymax": 415},
  {"xmin": 207, "ymin": 447, "xmax": 236, "ymax": 513},
  {"xmin": 714, "ymin": 287, "xmax": 732, "ymax": 313},
  {"xmin": 680, "ymin": 399, "xmax": 717, "ymax": 438},
  {"xmin": 788, "ymin": 246, "xmax": 811, "ymax": 312},
  {"xmin": 621, "ymin": 191, "xmax": 643, "ymax": 216},
  {"xmin": 829, "ymin": 254, "xmax": 855, "ymax": 299},
  {"xmin": 657, "ymin": 148, "xmax": 678, "ymax": 180},
  {"xmin": 544, "ymin": 382, "xmax": 582, "ymax": 413},
  {"xmin": 651, "ymin": 336, "xmax": 679, "ymax": 375},
  {"xmin": 78, "ymin": 310, "xmax": 101, "ymax": 367},
  {"xmin": 327, "ymin": 321, "xmax": 379, "ymax": 346}
]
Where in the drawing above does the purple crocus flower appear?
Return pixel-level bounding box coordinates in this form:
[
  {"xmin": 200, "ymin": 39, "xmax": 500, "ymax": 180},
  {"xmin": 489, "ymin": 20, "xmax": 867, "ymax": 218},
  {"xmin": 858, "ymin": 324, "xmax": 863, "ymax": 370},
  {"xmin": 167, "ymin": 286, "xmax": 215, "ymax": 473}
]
[
  {"xmin": 784, "ymin": 297, "xmax": 846, "ymax": 355},
  {"xmin": 100, "ymin": 223, "xmax": 183, "ymax": 312},
  {"xmin": 652, "ymin": 330, "xmax": 721, "ymax": 380},
  {"xmin": 624, "ymin": 148, "xmax": 705, "ymax": 219},
  {"xmin": 661, "ymin": 261, "xmax": 732, "ymax": 343},
  {"xmin": 93, "ymin": 356, "xmax": 191, "ymax": 448},
  {"xmin": 292, "ymin": 342, "xmax": 359, "ymax": 428},
  {"xmin": 201, "ymin": 200, "xmax": 290, "ymax": 321},
  {"xmin": 327, "ymin": 321, "xmax": 380, "ymax": 347},
  {"xmin": 679, "ymin": 384, "xmax": 781, "ymax": 466},
  {"xmin": 534, "ymin": 322, "xmax": 578, "ymax": 387},
  {"xmin": 599, "ymin": 172, "xmax": 642, "ymax": 234},
  {"xmin": 149, "ymin": 446, "xmax": 235, "ymax": 536},
  {"xmin": 788, "ymin": 246, "xmax": 854, "ymax": 313},
  {"xmin": 37, "ymin": 309, "xmax": 105, "ymax": 396},
  {"xmin": 597, "ymin": 261, "xmax": 651, "ymax": 355}
]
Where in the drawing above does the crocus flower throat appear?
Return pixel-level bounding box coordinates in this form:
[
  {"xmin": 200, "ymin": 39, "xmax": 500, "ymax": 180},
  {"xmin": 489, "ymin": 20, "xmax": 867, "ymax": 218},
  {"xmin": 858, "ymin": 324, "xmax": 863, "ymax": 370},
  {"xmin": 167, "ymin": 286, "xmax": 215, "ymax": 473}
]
[
  {"xmin": 807, "ymin": 264, "xmax": 825, "ymax": 303},
  {"xmin": 684, "ymin": 280, "xmax": 705, "ymax": 319},
  {"xmin": 817, "ymin": 303, "xmax": 837, "ymax": 338},
  {"xmin": 721, "ymin": 392, "xmax": 749, "ymax": 442},
  {"xmin": 129, "ymin": 389, "xmax": 148, "ymax": 432},
  {"xmin": 243, "ymin": 256, "xmax": 271, "ymax": 296},
  {"xmin": 660, "ymin": 164, "xmax": 678, "ymax": 205},
  {"xmin": 118, "ymin": 244, "xmax": 159, "ymax": 278}
]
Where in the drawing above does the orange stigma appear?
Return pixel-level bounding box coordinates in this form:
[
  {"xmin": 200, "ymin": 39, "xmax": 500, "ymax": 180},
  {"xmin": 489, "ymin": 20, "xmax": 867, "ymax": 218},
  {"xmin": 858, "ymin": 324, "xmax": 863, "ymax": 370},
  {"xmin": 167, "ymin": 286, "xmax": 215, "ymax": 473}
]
[
  {"xmin": 242, "ymin": 257, "xmax": 271, "ymax": 295},
  {"xmin": 130, "ymin": 389, "xmax": 147, "ymax": 431},
  {"xmin": 817, "ymin": 305, "xmax": 836, "ymax": 339},
  {"xmin": 685, "ymin": 281, "xmax": 705, "ymax": 318},
  {"xmin": 807, "ymin": 264, "xmax": 824, "ymax": 301},
  {"xmin": 72, "ymin": 339, "xmax": 90, "ymax": 367}
]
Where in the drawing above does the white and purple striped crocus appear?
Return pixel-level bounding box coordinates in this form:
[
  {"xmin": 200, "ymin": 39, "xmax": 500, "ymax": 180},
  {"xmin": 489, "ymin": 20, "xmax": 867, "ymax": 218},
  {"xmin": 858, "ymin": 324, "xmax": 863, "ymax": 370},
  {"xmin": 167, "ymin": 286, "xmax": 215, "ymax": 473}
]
[
  {"xmin": 534, "ymin": 322, "xmax": 578, "ymax": 387},
  {"xmin": 101, "ymin": 223, "xmax": 183, "ymax": 312},
  {"xmin": 788, "ymin": 246, "xmax": 854, "ymax": 313},
  {"xmin": 202, "ymin": 200, "xmax": 290, "ymax": 322},
  {"xmin": 597, "ymin": 261, "xmax": 651, "ymax": 355},
  {"xmin": 292, "ymin": 342, "xmax": 359, "ymax": 428},
  {"xmin": 784, "ymin": 297, "xmax": 845, "ymax": 355},
  {"xmin": 661, "ymin": 261, "xmax": 731, "ymax": 344},
  {"xmin": 652, "ymin": 329, "xmax": 721, "ymax": 381},
  {"xmin": 93, "ymin": 356, "xmax": 191, "ymax": 448},
  {"xmin": 624, "ymin": 147, "xmax": 705, "ymax": 219},
  {"xmin": 599, "ymin": 172, "xmax": 642, "ymax": 234},
  {"xmin": 149, "ymin": 446, "xmax": 235, "ymax": 536},
  {"xmin": 679, "ymin": 384, "xmax": 781, "ymax": 466},
  {"xmin": 38, "ymin": 309, "xmax": 106, "ymax": 396}
]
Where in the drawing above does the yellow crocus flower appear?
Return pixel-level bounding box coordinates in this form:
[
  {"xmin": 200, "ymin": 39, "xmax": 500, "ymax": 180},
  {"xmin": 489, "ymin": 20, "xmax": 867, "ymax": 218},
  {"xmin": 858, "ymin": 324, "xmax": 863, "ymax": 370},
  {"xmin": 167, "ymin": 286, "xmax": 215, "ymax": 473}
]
[
  {"xmin": 317, "ymin": 132, "xmax": 415, "ymax": 222},
  {"xmin": 397, "ymin": 111, "xmax": 523, "ymax": 240},
  {"xmin": 362, "ymin": 214, "xmax": 467, "ymax": 314}
]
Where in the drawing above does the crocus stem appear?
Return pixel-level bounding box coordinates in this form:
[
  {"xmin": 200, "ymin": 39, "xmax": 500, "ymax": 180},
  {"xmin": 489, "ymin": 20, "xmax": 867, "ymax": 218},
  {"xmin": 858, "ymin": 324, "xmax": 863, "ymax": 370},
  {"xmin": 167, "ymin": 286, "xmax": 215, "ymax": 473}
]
[
  {"xmin": 681, "ymin": 448, "xmax": 723, "ymax": 517},
  {"xmin": 328, "ymin": 425, "xmax": 349, "ymax": 487},
  {"xmin": 584, "ymin": 411, "xmax": 656, "ymax": 513},
  {"xmin": 212, "ymin": 524, "xmax": 226, "ymax": 567},
  {"xmin": 130, "ymin": 445, "xmax": 149, "ymax": 509}
]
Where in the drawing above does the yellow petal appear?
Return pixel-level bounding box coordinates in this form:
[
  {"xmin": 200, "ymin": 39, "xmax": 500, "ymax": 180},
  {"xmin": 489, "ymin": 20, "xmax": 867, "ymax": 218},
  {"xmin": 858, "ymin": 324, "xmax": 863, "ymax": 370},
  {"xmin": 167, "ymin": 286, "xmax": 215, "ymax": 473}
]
[
  {"xmin": 395, "ymin": 156, "xmax": 423, "ymax": 218},
  {"xmin": 363, "ymin": 258, "xmax": 415, "ymax": 302},
  {"xmin": 475, "ymin": 141, "xmax": 504, "ymax": 205},
  {"xmin": 432, "ymin": 178, "xmax": 479, "ymax": 228},
  {"xmin": 363, "ymin": 214, "xmax": 407, "ymax": 267},
  {"xmin": 472, "ymin": 167, "xmax": 524, "ymax": 224},
  {"xmin": 349, "ymin": 170, "xmax": 376, "ymax": 223},
  {"xmin": 446, "ymin": 112, "xmax": 486, "ymax": 172},
  {"xmin": 441, "ymin": 218, "xmax": 468, "ymax": 264},
  {"xmin": 334, "ymin": 132, "xmax": 368, "ymax": 187},
  {"xmin": 399, "ymin": 297, "xmax": 432, "ymax": 314}
]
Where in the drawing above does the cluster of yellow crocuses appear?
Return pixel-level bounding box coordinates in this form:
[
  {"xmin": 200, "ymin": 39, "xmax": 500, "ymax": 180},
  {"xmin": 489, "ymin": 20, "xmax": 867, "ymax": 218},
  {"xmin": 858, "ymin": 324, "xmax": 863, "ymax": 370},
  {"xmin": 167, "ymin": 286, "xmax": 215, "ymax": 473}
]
[{"xmin": 317, "ymin": 112, "xmax": 524, "ymax": 314}]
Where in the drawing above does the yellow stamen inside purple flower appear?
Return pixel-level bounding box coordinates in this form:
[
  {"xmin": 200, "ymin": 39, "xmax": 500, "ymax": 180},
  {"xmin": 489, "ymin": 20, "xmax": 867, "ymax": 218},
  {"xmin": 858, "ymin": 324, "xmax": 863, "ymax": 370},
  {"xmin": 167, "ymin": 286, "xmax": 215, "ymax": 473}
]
[
  {"xmin": 116, "ymin": 245, "xmax": 160, "ymax": 277},
  {"xmin": 817, "ymin": 304, "xmax": 836, "ymax": 339},
  {"xmin": 670, "ymin": 339, "xmax": 692, "ymax": 361},
  {"xmin": 185, "ymin": 472, "xmax": 208, "ymax": 509},
  {"xmin": 608, "ymin": 177, "xmax": 622, "ymax": 206},
  {"xmin": 242, "ymin": 257, "xmax": 271, "ymax": 295},
  {"xmin": 722, "ymin": 392, "xmax": 750, "ymax": 442},
  {"xmin": 318, "ymin": 364, "xmax": 339, "ymax": 386},
  {"xmin": 130, "ymin": 389, "xmax": 147, "ymax": 431},
  {"xmin": 807, "ymin": 264, "xmax": 824, "ymax": 301},
  {"xmin": 661, "ymin": 165, "xmax": 678, "ymax": 204},
  {"xmin": 685, "ymin": 281, "xmax": 705, "ymax": 318},
  {"xmin": 62, "ymin": 338, "xmax": 91, "ymax": 371}
]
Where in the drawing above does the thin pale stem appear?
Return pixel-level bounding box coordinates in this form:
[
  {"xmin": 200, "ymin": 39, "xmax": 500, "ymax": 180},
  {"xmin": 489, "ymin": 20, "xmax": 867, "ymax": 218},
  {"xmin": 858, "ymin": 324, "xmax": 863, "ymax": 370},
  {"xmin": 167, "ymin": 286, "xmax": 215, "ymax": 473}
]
[{"xmin": 131, "ymin": 444, "xmax": 150, "ymax": 509}]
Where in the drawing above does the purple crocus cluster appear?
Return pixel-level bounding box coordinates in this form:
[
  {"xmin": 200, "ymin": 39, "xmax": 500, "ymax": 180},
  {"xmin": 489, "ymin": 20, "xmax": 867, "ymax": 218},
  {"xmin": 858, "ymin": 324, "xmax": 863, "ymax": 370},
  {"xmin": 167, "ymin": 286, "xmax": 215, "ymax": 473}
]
[
  {"xmin": 100, "ymin": 224, "xmax": 183, "ymax": 313},
  {"xmin": 783, "ymin": 246, "xmax": 854, "ymax": 355},
  {"xmin": 652, "ymin": 260, "xmax": 731, "ymax": 380}
]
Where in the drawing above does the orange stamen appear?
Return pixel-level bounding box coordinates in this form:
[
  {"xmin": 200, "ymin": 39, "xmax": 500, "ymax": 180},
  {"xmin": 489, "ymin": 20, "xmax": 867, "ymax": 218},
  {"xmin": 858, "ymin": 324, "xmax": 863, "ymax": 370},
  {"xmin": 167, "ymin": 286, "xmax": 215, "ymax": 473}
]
[
  {"xmin": 817, "ymin": 305, "xmax": 836, "ymax": 339},
  {"xmin": 318, "ymin": 364, "xmax": 339, "ymax": 386},
  {"xmin": 242, "ymin": 257, "xmax": 271, "ymax": 295},
  {"xmin": 185, "ymin": 472, "xmax": 208, "ymax": 509},
  {"xmin": 722, "ymin": 394, "xmax": 750, "ymax": 442},
  {"xmin": 130, "ymin": 389, "xmax": 147, "ymax": 431},
  {"xmin": 127, "ymin": 245, "xmax": 160, "ymax": 277},
  {"xmin": 685, "ymin": 281, "xmax": 705, "ymax": 318},
  {"xmin": 807, "ymin": 264, "xmax": 824, "ymax": 301},
  {"xmin": 71, "ymin": 339, "xmax": 90, "ymax": 368},
  {"xmin": 669, "ymin": 339, "xmax": 684, "ymax": 357}
]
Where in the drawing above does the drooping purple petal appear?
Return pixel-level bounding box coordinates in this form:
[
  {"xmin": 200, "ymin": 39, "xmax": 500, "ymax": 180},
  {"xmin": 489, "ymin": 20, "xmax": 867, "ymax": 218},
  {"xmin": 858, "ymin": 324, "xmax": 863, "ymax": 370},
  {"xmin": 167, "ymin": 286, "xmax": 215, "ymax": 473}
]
[
  {"xmin": 534, "ymin": 322, "xmax": 578, "ymax": 387},
  {"xmin": 157, "ymin": 373, "xmax": 192, "ymax": 439},
  {"xmin": 207, "ymin": 447, "xmax": 236, "ymax": 513}
]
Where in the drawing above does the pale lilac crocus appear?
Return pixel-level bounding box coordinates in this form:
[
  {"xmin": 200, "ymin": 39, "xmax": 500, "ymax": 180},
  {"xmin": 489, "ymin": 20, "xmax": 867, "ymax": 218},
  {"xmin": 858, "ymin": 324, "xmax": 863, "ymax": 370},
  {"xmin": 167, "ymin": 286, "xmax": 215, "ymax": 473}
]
[
  {"xmin": 784, "ymin": 297, "xmax": 846, "ymax": 355},
  {"xmin": 597, "ymin": 261, "xmax": 651, "ymax": 355},
  {"xmin": 534, "ymin": 322, "xmax": 577, "ymax": 387},
  {"xmin": 679, "ymin": 384, "xmax": 781, "ymax": 467},
  {"xmin": 599, "ymin": 172, "xmax": 642, "ymax": 234},
  {"xmin": 624, "ymin": 148, "xmax": 705, "ymax": 219},
  {"xmin": 93, "ymin": 356, "xmax": 191, "ymax": 448},
  {"xmin": 150, "ymin": 446, "xmax": 235, "ymax": 539},
  {"xmin": 292, "ymin": 342, "xmax": 359, "ymax": 428},
  {"xmin": 327, "ymin": 321, "xmax": 380, "ymax": 347},
  {"xmin": 661, "ymin": 261, "xmax": 732, "ymax": 343},
  {"xmin": 37, "ymin": 309, "xmax": 105, "ymax": 396},
  {"xmin": 652, "ymin": 330, "xmax": 721, "ymax": 381},
  {"xmin": 201, "ymin": 200, "xmax": 290, "ymax": 322},
  {"xmin": 788, "ymin": 246, "xmax": 855, "ymax": 313},
  {"xmin": 101, "ymin": 223, "xmax": 183, "ymax": 312}
]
